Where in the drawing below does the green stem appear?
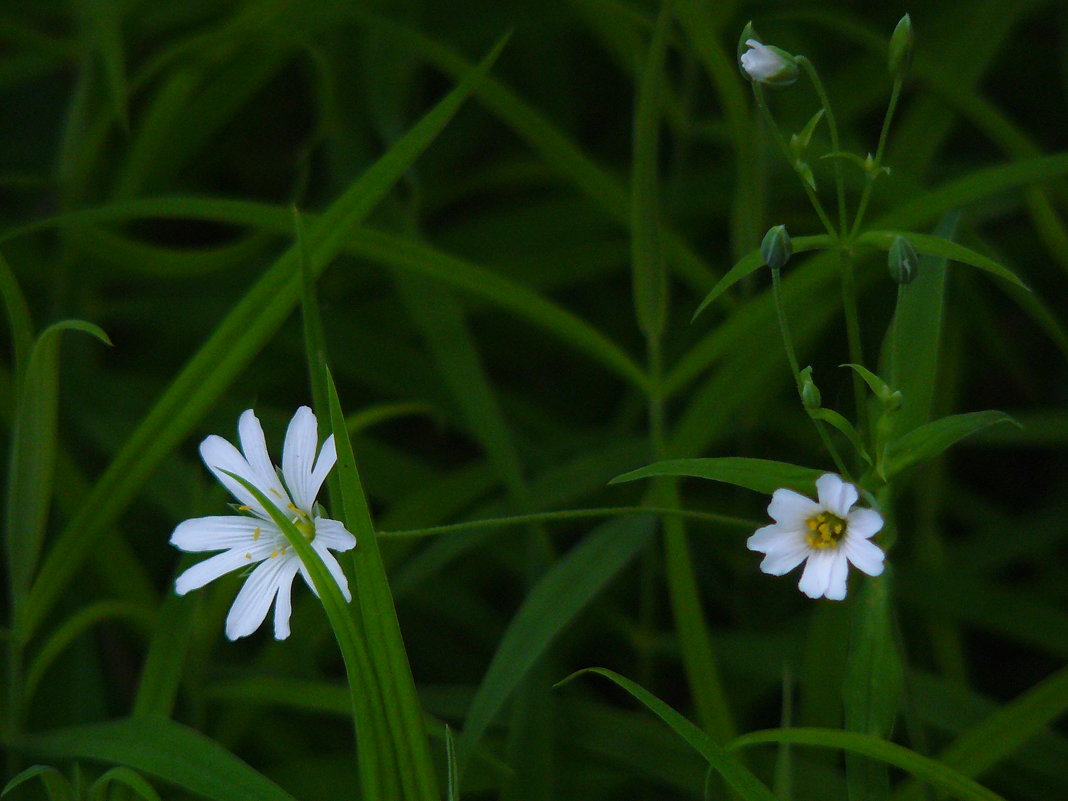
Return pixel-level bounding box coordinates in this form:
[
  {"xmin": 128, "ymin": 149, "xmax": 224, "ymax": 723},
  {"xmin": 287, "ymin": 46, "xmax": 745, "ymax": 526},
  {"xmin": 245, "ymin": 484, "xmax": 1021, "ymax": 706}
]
[
  {"xmin": 849, "ymin": 77, "xmax": 902, "ymax": 240},
  {"xmin": 770, "ymin": 267, "xmax": 803, "ymax": 392},
  {"xmin": 838, "ymin": 250, "xmax": 867, "ymax": 436},
  {"xmin": 890, "ymin": 282, "xmax": 906, "ymax": 388},
  {"xmin": 797, "ymin": 57, "xmax": 846, "ymax": 236},
  {"xmin": 379, "ymin": 506, "xmax": 760, "ymax": 538},
  {"xmin": 752, "ymin": 84, "xmax": 838, "ymax": 241}
]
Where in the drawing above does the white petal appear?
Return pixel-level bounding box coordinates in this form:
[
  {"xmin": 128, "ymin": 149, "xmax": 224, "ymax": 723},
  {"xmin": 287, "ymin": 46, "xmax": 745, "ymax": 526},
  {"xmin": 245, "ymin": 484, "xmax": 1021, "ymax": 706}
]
[
  {"xmin": 225, "ymin": 555, "xmax": 294, "ymax": 640},
  {"xmin": 824, "ymin": 551, "xmax": 850, "ymax": 600},
  {"xmin": 200, "ymin": 435, "xmax": 274, "ymax": 518},
  {"xmin": 767, "ymin": 488, "xmax": 820, "ymax": 526},
  {"xmin": 271, "ymin": 560, "xmax": 301, "ymax": 640},
  {"xmin": 816, "ymin": 473, "xmax": 858, "ymax": 517},
  {"xmin": 282, "ymin": 406, "xmax": 319, "ymax": 510},
  {"xmin": 238, "ymin": 409, "xmax": 292, "ymax": 507},
  {"xmin": 306, "ymin": 434, "xmax": 337, "ymax": 507},
  {"xmin": 797, "ymin": 549, "xmax": 836, "ymax": 599},
  {"xmin": 759, "ymin": 534, "xmax": 812, "ymax": 577},
  {"xmin": 747, "ymin": 523, "xmax": 787, "ymax": 553},
  {"xmin": 846, "ymin": 507, "xmax": 884, "ymax": 540},
  {"xmin": 844, "ymin": 535, "xmax": 886, "ymax": 577},
  {"xmin": 313, "ymin": 541, "xmax": 352, "ymax": 602},
  {"xmin": 175, "ymin": 549, "xmax": 253, "ymax": 595},
  {"xmin": 171, "ymin": 515, "xmax": 274, "ymax": 552},
  {"xmin": 314, "ymin": 517, "xmax": 357, "ymax": 552}
]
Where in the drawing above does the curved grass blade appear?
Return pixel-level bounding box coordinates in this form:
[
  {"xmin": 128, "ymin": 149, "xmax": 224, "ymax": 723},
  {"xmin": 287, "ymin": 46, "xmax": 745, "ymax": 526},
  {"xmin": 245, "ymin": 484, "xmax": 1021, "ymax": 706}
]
[
  {"xmin": 692, "ymin": 235, "xmax": 833, "ymax": 320},
  {"xmin": 731, "ymin": 728, "xmax": 1006, "ymax": 801},
  {"xmin": 857, "ymin": 230, "xmax": 1027, "ymax": 290},
  {"xmin": 17, "ymin": 34, "xmax": 507, "ymax": 642},
  {"xmin": 12, "ymin": 717, "xmax": 299, "ymax": 801},
  {"xmin": 884, "ymin": 411, "xmax": 1017, "ymax": 479},
  {"xmin": 88, "ymin": 767, "xmax": 160, "ymax": 801},
  {"xmin": 455, "ymin": 516, "xmax": 654, "ymax": 773},
  {"xmin": 2, "ymin": 765, "xmax": 74, "ymax": 801},
  {"xmin": 5, "ymin": 320, "xmax": 110, "ymax": 610},
  {"xmin": 612, "ymin": 457, "xmax": 823, "ymax": 495},
  {"xmin": 558, "ymin": 668, "xmax": 778, "ymax": 801}
]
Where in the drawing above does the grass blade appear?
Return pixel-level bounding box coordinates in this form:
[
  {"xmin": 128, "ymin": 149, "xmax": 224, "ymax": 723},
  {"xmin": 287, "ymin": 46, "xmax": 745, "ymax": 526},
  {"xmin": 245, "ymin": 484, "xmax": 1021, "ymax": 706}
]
[{"xmin": 612, "ymin": 457, "xmax": 824, "ymax": 495}]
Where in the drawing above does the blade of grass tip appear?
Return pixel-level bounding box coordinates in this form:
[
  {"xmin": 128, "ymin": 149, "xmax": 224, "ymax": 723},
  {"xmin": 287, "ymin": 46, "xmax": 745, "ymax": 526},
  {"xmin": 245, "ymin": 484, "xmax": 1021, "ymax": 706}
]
[
  {"xmin": 222, "ymin": 469, "xmax": 388, "ymax": 800},
  {"xmin": 2, "ymin": 765, "xmax": 75, "ymax": 801},
  {"xmin": 18, "ymin": 33, "xmax": 509, "ymax": 643},
  {"xmin": 5, "ymin": 321, "xmax": 110, "ymax": 612},
  {"xmin": 455, "ymin": 516, "xmax": 654, "ymax": 774},
  {"xmin": 558, "ymin": 668, "xmax": 778, "ymax": 801},
  {"xmin": 631, "ymin": 0, "xmax": 672, "ymax": 342},
  {"xmin": 323, "ymin": 366, "xmax": 440, "ymax": 801},
  {"xmin": 730, "ymin": 728, "xmax": 1008, "ymax": 801},
  {"xmin": 0, "ymin": 250, "xmax": 33, "ymax": 380}
]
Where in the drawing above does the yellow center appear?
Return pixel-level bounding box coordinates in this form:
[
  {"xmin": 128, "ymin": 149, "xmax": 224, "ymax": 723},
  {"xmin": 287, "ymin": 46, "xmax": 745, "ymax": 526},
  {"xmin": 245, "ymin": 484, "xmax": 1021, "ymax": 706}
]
[
  {"xmin": 805, "ymin": 511, "xmax": 846, "ymax": 549},
  {"xmin": 289, "ymin": 503, "xmax": 316, "ymax": 541}
]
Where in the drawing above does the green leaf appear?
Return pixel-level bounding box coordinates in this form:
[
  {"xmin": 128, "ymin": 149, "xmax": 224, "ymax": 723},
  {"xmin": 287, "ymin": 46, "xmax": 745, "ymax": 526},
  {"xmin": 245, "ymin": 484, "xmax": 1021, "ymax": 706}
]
[
  {"xmin": 558, "ymin": 668, "xmax": 778, "ymax": 801},
  {"xmin": 446, "ymin": 725, "xmax": 460, "ymax": 801},
  {"xmin": 731, "ymin": 728, "xmax": 1007, "ymax": 801},
  {"xmin": 857, "ymin": 230, "xmax": 1028, "ymax": 290},
  {"xmin": 808, "ymin": 408, "xmax": 872, "ymax": 464},
  {"xmin": 17, "ymin": 33, "xmax": 507, "ymax": 642},
  {"xmin": 89, "ymin": 767, "xmax": 161, "ymax": 801},
  {"xmin": 12, "ymin": 717, "xmax": 299, "ymax": 801},
  {"xmin": 455, "ymin": 516, "xmax": 653, "ymax": 772},
  {"xmin": 5, "ymin": 320, "xmax": 110, "ymax": 610},
  {"xmin": 692, "ymin": 235, "xmax": 832, "ymax": 319},
  {"xmin": 323, "ymin": 367, "xmax": 441, "ymax": 800},
  {"xmin": 74, "ymin": 0, "xmax": 128, "ymax": 131},
  {"xmin": 611, "ymin": 457, "xmax": 824, "ymax": 495},
  {"xmin": 842, "ymin": 571, "xmax": 903, "ymax": 801},
  {"xmin": 630, "ymin": 0, "xmax": 672, "ymax": 339},
  {"xmin": 884, "ymin": 410, "xmax": 1017, "ymax": 478},
  {"xmin": 841, "ymin": 362, "xmax": 892, "ymax": 399},
  {"xmin": 2, "ymin": 765, "xmax": 74, "ymax": 801},
  {"xmin": 0, "ymin": 248, "xmax": 33, "ymax": 379}
]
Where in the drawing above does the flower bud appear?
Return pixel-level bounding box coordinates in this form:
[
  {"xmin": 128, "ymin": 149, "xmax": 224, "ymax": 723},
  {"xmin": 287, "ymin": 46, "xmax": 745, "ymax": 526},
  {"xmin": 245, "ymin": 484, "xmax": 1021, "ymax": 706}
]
[
  {"xmin": 888, "ymin": 235, "xmax": 919, "ymax": 284},
  {"xmin": 739, "ymin": 39, "xmax": 799, "ymax": 87},
  {"xmin": 800, "ymin": 366, "xmax": 822, "ymax": 409},
  {"xmin": 761, "ymin": 225, "xmax": 793, "ymax": 269},
  {"xmin": 888, "ymin": 14, "xmax": 913, "ymax": 77}
]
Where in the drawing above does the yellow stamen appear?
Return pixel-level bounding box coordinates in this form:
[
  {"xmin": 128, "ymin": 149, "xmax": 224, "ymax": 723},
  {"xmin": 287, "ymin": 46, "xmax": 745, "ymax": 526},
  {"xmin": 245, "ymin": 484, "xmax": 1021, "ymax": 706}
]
[
  {"xmin": 270, "ymin": 488, "xmax": 282, "ymax": 498},
  {"xmin": 237, "ymin": 504, "xmax": 252, "ymax": 512},
  {"xmin": 805, "ymin": 511, "xmax": 847, "ymax": 550},
  {"xmin": 245, "ymin": 553, "xmax": 252, "ymax": 560},
  {"xmin": 270, "ymin": 549, "xmax": 279, "ymax": 559},
  {"xmin": 252, "ymin": 528, "xmax": 261, "ymax": 541}
]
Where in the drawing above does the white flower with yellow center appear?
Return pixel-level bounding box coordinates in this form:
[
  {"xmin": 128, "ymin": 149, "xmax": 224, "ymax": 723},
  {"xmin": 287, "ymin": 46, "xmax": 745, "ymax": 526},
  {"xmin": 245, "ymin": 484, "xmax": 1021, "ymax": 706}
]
[
  {"xmin": 171, "ymin": 406, "xmax": 356, "ymax": 640},
  {"xmin": 747, "ymin": 473, "xmax": 885, "ymax": 600}
]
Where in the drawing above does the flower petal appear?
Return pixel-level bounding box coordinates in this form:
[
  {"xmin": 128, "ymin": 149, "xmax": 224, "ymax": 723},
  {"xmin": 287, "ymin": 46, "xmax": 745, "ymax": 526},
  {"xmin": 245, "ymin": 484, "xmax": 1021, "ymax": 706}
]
[
  {"xmin": 238, "ymin": 409, "xmax": 292, "ymax": 507},
  {"xmin": 314, "ymin": 516, "xmax": 357, "ymax": 552},
  {"xmin": 225, "ymin": 554, "xmax": 294, "ymax": 640},
  {"xmin": 312, "ymin": 541, "xmax": 352, "ymax": 602},
  {"xmin": 171, "ymin": 516, "xmax": 279, "ymax": 553},
  {"xmin": 282, "ymin": 406, "xmax": 319, "ymax": 510},
  {"xmin": 824, "ymin": 551, "xmax": 850, "ymax": 600},
  {"xmin": 846, "ymin": 507, "xmax": 884, "ymax": 540},
  {"xmin": 307, "ymin": 434, "xmax": 337, "ymax": 507},
  {"xmin": 271, "ymin": 560, "xmax": 301, "ymax": 640},
  {"xmin": 200, "ymin": 435, "xmax": 274, "ymax": 518},
  {"xmin": 797, "ymin": 549, "xmax": 836, "ymax": 599},
  {"xmin": 747, "ymin": 523, "xmax": 786, "ymax": 553},
  {"xmin": 844, "ymin": 535, "xmax": 886, "ymax": 577},
  {"xmin": 175, "ymin": 549, "xmax": 254, "ymax": 595},
  {"xmin": 759, "ymin": 533, "xmax": 812, "ymax": 577},
  {"xmin": 768, "ymin": 488, "xmax": 821, "ymax": 526},
  {"xmin": 816, "ymin": 473, "xmax": 858, "ymax": 517}
]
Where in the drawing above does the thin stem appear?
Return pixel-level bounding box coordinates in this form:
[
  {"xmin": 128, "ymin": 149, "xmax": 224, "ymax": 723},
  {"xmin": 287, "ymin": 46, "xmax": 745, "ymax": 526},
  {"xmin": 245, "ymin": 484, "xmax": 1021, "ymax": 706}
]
[
  {"xmin": 770, "ymin": 266, "xmax": 803, "ymax": 391},
  {"xmin": 838, "ymin": 250, "xmax": 868, "ymax": 435},
  {"xmin": 890, "ymin": 282, "xmax": 906, "ymax": 388},
  {"xmin": 379, "ymin": 506, "xmax": 760, "ymax": 538},
  {"xmin": 849, "ymin": 77, "xmax": 903, "ymax": 240},
  {"xmin": 797, "ymin": 57, "xmax": 846, "ymax": 236},
  {"xmin": 752, "ymin": 84, "xmax": 839, "ymax": 241},
  {"xmin": 810, "ymin": 415, "xmax": 853, "ymax": 481}
]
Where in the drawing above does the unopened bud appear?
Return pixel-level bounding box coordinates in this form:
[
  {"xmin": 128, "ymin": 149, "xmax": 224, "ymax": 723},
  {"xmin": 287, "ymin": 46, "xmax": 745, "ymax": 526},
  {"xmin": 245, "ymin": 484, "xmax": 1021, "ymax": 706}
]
[
  {"xmin": 800, "ymin": 366, "xmax": 822, "ymax": 409},
  {"xmin": 761, "ymin": 225, "xmax": 793, "ymax": 269},
  {"xmin": 888, "ymin": 235, "xmax": 919, "ymax": 284},
  {"xmin": 888, "ymin": 14, "xmax": 913, "ymax": 77},
  {"xmin": 739, "ymin": 38, "xmax": 799, "ymax": 87}
]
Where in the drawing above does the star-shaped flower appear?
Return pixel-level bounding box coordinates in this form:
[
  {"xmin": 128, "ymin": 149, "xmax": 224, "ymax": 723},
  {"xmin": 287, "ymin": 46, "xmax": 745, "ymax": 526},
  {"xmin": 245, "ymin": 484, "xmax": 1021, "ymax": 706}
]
[
  {"xmin": 171, "ymin": 407, "xmax": 356, "ymax": 639},
  {"xmin": 747, "ymin": 473, "xmax": 885, "ymax": 600}
]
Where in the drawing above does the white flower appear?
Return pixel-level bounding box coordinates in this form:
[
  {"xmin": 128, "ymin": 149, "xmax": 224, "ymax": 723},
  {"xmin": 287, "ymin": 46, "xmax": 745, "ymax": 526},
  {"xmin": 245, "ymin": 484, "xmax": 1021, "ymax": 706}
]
[
  {"xmin": 171, "ymin": 406, "xmax": 356, "ymax": 640},
  {"xmin": 739, "ymin": 38, "xmax": 799, "ymax": 86},
  {"xmin": 747, "ymin": 473, "xmax": 885, "ymax": 600}
]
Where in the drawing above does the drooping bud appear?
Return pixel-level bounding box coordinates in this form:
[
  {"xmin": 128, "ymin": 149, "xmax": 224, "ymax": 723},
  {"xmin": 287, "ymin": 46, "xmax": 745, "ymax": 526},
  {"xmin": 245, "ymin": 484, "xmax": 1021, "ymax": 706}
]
[
  {"xmin": 888, "ymin": 235, "xmax": 919, "ymax": 284},
  {"xmin": 888, "ymin": 14, "xmax": 913, "ymax": 77},
  {"xmin": 761, "ymin": 224, "xmax": 793, "ymax": 269},
  {"xmin": 800, "ymin": 366, "xmax": 822, "ymax": 409},
  {"xmin": 737, "ymin": 21, "xmax": 759, "ymax": 72},
  {"xmin": 739, "ymin": 38, "xmax": 799, "ymax": 87}
]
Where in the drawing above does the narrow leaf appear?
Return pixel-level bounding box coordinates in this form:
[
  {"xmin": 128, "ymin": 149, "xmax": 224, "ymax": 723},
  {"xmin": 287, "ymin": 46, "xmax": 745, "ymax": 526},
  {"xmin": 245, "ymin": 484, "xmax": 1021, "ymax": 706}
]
[
  {"xmin": 884, "ymin": 410, "xmax": 1017, "ymax": 478},
  {"xmin": 611, "ymin": 457, "xmax": 824, "ymax": 495},
  {"xmin": 857, "ymin": 230, "xmax": 1028, "ymax": 290},
  {"xmin": 2, "ymin": 765, "xmax": 74, "ymax": 801}
]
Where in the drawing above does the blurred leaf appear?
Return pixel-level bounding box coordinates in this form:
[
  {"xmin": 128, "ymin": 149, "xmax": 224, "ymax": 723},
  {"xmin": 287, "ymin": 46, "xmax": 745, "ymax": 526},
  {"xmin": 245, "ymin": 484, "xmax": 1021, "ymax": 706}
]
[
  {"xmin": 14, "ymin": 717, "xmax": 299, "ymax": 801},
  {"xmin": 612, "ymin": 457, "xmax": 824, "ymax": 495},
  {"xmin": 0, "ymin": 249, "xmax": 33, "ymax": 378},
  {"xmin": 88, "ymin": 767, "xmax": 160, "ymax": 801},
  {"xmin": 2, "ymin": 765, "xmax": 74, "ymax": 801},
  {"xmin": 884, "ymin": 411, "xmax": 1017, "ymax": 478}
]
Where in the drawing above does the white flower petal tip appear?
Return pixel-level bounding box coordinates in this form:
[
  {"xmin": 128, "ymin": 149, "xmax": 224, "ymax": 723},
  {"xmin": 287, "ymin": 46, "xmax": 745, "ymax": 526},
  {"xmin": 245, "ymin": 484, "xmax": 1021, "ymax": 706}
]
[
  {"xmin": 739, "ymin": 39, "xmax": 799, "ymax": 86},
  {"xmin": 749, "ymin": 473, "xmax": 886, "ymax": 601},
  {"xmin": 171, "ymin": 406, "xmax": 353, "ymax": 639}
]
